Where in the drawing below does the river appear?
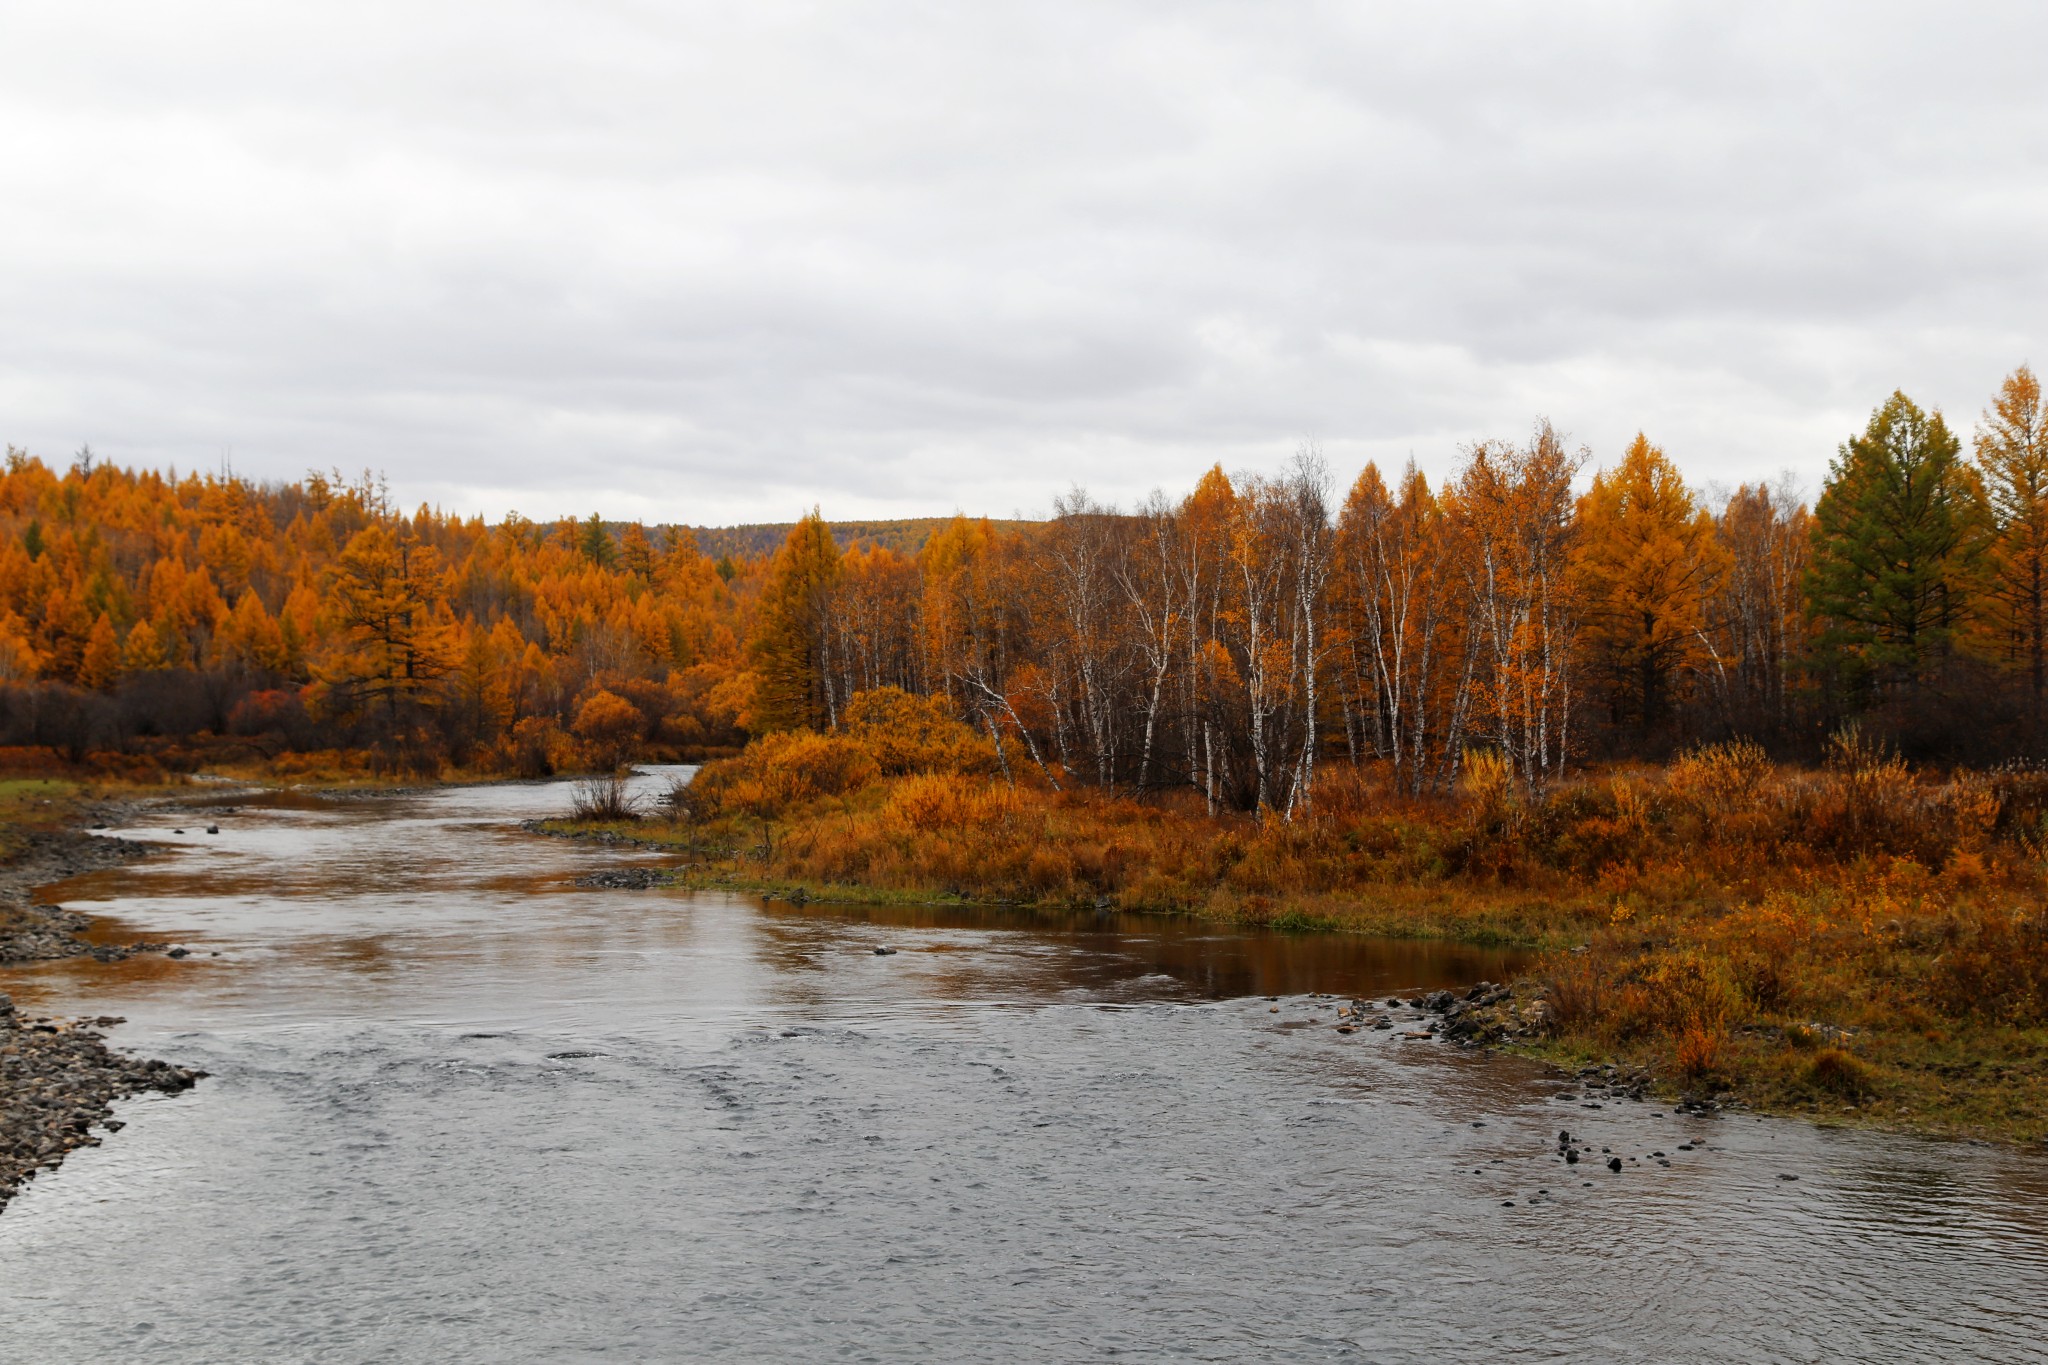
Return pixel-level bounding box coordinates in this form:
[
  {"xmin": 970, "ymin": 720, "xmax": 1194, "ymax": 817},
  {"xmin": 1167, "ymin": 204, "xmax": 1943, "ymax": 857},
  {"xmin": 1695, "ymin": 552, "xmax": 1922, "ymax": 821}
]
[{"xmin": 1, "ymin": 771, "xmax": 2044, "ymax": 1362}]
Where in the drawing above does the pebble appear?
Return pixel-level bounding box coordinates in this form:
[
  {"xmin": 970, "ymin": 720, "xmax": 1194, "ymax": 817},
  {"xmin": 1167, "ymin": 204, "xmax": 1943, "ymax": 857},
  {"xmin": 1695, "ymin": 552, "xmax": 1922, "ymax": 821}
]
[
  {"xmin": 873, "ymin": 946, "xmax": 897, "ymax": 956},
  {"xmin": 1608, "ymin": 1157, "xmax": 1623, "ymax": 1173}
]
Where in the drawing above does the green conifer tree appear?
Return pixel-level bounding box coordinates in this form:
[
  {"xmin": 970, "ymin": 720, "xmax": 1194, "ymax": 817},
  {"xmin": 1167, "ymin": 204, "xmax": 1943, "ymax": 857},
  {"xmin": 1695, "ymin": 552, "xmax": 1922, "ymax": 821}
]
[{"xmin": 1805, "ymin": 391, "xmax": 1985, "ymax": 705}]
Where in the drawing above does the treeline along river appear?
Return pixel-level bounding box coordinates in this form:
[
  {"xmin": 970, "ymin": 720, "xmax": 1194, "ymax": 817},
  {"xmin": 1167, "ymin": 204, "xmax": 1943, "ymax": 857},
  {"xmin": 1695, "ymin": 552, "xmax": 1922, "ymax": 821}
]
[{"xmin": 1, "ymin": 772, "xmax": 2044, "ymax": 1361}]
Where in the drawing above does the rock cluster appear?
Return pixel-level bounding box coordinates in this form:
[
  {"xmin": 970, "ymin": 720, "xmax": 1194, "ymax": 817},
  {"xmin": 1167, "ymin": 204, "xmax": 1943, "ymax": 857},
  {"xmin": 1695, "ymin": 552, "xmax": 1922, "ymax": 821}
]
[
  {"xmin": 572, "ymin": 867, "xmax": 676, "ymax": 889},
  {"xmin": 1416, "ymin": 980, "xmax": 1550, "ymax": 1044},
  {"xmin": 0, "ymin": 992, "xmax": 204, "ymax": 1211}
]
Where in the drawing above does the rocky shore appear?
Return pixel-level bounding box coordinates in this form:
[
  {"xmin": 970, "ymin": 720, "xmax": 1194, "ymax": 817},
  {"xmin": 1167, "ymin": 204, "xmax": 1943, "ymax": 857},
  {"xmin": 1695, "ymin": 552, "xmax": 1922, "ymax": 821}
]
[
  {"xmin": 1, "ymin": 801, "xmax": 206, "ymax": 1212},
  {"xmin": 0, "ymin": 994, "xmax": 203, "ymax": 1211},
  {"xmin": 0, "ymin": 817, "xmax": 156, "ymax": 964}
]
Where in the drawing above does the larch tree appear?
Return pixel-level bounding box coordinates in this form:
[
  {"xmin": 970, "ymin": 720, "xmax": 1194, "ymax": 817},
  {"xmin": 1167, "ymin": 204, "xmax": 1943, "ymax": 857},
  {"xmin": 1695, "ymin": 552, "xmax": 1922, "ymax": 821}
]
[
  {"xmin": 319, "ymin": 524, "xmax": 454, "ymax": 722},
  {"xmin": 1574, "ymin": 434, "xmax": 1727, "ymax": 733},
  {"xmin": 1974, "ymin": 365, "xmax": 2048, "ymax": 701},
  {"xmin": 79, "ymin": 612, "xmax": 122, "ymax": 692},
  {"xmin": 749, "ymin": 511, "xmax": 842, "ymax": 732}
]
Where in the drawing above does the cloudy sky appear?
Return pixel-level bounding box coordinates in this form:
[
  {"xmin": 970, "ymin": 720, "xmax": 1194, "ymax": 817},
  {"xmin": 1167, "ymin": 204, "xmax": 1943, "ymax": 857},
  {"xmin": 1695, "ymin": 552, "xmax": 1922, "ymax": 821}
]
[{"xmin": 4, "ymin": 3, "xmax": 2045, "ymax": 525}]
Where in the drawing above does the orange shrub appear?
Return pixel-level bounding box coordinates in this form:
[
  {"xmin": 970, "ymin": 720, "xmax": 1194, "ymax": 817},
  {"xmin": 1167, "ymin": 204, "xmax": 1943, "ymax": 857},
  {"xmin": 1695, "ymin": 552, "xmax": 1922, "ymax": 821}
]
[
  {"xmin": 686, "ymin": 731, "xmax": 879, "ymax": 820},
  {"xmin": 572, "ymin": 689, "xmax": 644, "ymax": 770},
  {"xmin": 842, "ymin": 687, "xmax": 1000, "ymax": 777}
]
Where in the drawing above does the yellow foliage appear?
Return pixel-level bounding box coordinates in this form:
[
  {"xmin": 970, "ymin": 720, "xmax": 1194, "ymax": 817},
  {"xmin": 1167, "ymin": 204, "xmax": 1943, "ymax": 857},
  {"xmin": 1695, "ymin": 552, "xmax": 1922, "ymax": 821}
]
[{"xmin": 842, "ymin": 686, "xmax": 998, "ymax": 776}]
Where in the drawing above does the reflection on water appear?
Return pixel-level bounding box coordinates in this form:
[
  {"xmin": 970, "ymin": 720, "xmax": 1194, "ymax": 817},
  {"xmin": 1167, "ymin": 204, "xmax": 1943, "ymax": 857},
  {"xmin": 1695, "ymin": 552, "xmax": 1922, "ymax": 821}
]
[{"xmin": 1, "ymin": 772, "xmax": 2044, "ymax": 1362}]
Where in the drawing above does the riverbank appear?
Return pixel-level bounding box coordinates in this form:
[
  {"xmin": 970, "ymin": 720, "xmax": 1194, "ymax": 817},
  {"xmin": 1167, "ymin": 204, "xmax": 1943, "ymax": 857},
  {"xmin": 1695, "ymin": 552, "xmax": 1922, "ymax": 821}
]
[
  {"xmin": 0, "ymin": 778, "xmax": 209, "ymax": 1210},
  {"xmin": 535, "ymin": 728, "xmax": 2048, "ymax": 1148}
]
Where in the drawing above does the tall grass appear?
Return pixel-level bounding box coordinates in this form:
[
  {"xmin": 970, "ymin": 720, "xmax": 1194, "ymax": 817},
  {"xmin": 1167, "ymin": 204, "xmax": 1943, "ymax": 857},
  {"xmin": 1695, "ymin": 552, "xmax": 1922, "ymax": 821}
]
[{"xmin": 569, "ymin": 774, "xmax": 643, "ymax": 822}]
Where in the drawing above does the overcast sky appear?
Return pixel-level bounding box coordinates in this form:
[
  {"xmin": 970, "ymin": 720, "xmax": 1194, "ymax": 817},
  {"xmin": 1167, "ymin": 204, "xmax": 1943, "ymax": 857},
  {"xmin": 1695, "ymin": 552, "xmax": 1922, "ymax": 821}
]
[{"xmin": 4, "ymin": 3, "xmax": 2045, "ymax": 525}]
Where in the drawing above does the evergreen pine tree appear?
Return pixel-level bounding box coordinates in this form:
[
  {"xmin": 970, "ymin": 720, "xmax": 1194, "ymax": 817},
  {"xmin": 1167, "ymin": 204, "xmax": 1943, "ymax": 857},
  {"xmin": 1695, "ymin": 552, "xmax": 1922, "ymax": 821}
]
[{"xmin": 1805, "ymin": 391, "xmax": 1984, "ymax": 704}]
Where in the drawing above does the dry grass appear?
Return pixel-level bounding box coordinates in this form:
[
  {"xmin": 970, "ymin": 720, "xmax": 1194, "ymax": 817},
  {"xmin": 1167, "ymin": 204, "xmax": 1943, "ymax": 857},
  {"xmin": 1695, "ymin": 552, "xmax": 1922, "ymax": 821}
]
[{"xmin": 569, "ymin": 774, "xmax": 645, "ymax": 822}]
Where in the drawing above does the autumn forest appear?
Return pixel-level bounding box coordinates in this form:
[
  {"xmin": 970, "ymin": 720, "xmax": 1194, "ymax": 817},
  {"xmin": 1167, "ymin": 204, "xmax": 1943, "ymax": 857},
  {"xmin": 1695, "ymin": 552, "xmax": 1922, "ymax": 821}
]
[{"xmin": 5, "ymin": 368, "xmax": 2047, "ymax": 792}]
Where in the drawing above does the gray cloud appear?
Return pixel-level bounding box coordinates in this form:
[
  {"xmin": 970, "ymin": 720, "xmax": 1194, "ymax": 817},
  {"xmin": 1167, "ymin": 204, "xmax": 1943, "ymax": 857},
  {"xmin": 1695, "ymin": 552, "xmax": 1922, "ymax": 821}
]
[{"xmin": 3, "ymin": 1, "xmax": 2044, "ymax": 523}]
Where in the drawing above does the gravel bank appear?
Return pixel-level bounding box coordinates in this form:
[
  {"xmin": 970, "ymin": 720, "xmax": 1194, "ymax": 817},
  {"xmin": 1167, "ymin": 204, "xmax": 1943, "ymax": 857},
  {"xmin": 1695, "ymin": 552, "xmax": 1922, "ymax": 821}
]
[
  {"xmin": 1, "ymin": 803, "xmax": 205, "ymax": 1211},
  {"xmin": 0, "ymin": 995, "xmax": 203, "ymax": 1211},
  {"xmin": 0, "ymin": 817, "xmax": 158, "ymax": 964}
]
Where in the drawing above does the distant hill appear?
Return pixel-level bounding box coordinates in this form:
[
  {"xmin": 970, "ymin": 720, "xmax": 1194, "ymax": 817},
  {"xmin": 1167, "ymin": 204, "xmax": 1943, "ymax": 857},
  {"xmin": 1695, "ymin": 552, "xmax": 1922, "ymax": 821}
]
[{"xmin": 685, "ymin": 517, "xmax": 1033, "ymax": 562}]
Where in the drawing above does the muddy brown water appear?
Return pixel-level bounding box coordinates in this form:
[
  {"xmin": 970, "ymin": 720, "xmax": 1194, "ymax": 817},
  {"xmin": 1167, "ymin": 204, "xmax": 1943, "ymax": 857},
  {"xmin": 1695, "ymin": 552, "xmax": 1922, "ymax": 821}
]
[{"xmin": 1, "ymin": 769, "xmax": 2044, "ymax": 1362}]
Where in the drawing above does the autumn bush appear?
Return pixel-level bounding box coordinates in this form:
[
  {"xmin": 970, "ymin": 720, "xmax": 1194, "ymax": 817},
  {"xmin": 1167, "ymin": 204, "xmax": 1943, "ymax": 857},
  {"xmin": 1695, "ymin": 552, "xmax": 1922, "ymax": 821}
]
[
  {"xmin": 1929, "ymin": 910, "xmax": 2048, "ymax": 1025},
  {"xmin": 683, "ymin": 731, "xmax": 880, "ymax": 820},
  {"xmin": 841, "ymin": 687, "xmax": 1001, "ymax": 777},
  {"xmin": 572, "ymin": 688, "xmax": 645, "ymax": 771}
]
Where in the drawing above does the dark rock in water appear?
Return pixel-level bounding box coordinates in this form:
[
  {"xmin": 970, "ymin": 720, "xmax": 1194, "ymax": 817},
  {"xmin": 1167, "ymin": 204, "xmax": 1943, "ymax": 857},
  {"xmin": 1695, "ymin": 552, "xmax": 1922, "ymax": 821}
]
[
  {"xmin": 573, "ymin": 867, "xmax": 673, "ymax": 889},
  {"xmin": 205, "ymin": 825, "xmax": 220, "ymax": 834},
  {"xmin": 1608, "ymin": 1157, "xmax": 1623, "ymax": 1173},
  {"xmin": 166, "ymin": 947, "xmax": 190, "ymax": 959},
  {"xmin": 173, "ymin": 829, "xmax": 184, "ymax": 835},
  {"xmin": 1779, "ymin": 1173, "xmax": 1799, "ymax": 1181},
  {"xmin": 1566, "ymin": 1149, "xmax": 1580, "ymax": 1164},
  {"xmin": 873, "ymin": 946, "xmax": 898, "ymax": 956},
  {"xmin": 1558, "ymin": 1130, "xmax": 1571, "ymax": 1144},
  {"xmin": 546, "ymin": 1051, "xmax": 602, "ymax": 1060}
]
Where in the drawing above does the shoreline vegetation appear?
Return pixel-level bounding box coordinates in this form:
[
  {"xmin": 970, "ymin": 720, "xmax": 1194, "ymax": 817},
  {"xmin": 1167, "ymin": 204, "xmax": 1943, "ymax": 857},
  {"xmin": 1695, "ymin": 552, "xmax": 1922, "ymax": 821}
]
[{"xmin": 541, "ymin": 692, "xmax": 2048, "ymax": 1148}]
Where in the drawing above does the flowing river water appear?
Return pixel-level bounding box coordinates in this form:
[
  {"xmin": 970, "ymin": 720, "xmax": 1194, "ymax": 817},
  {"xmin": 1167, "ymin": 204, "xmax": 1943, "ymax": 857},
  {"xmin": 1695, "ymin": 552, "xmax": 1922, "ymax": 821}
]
[{"xmin": 1, "ymin": 771, "xmax": 2045, "ymax": 1361}]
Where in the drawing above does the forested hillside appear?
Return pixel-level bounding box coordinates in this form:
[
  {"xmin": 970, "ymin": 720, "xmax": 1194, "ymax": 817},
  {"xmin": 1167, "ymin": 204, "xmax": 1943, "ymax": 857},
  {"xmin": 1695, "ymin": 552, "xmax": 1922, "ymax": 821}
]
[{"xmin": 688, "ymin": 518, "xmax": 1031, "ymax": 563}]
